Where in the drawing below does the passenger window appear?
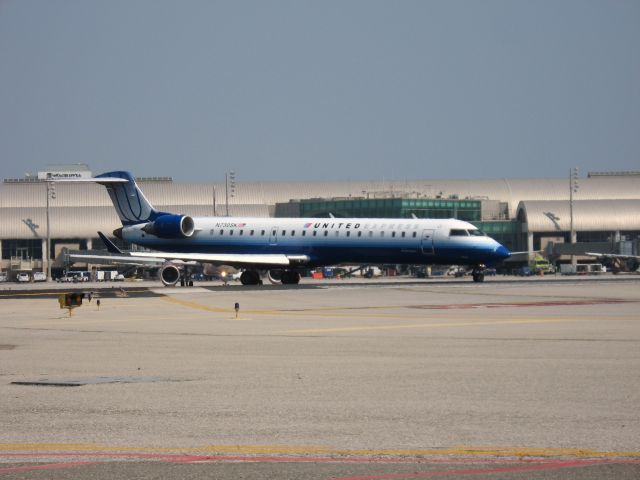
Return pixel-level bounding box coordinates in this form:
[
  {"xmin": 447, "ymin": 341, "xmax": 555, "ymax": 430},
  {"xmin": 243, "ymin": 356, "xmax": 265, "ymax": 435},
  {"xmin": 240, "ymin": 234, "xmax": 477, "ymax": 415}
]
[
  {"xmin": 324, "ymin": 231, "xmax": 328, "ymax": 237},
  {"xmin": 313, "ymin": 231, "xmax": 317, "ymax": 236},
  {"xmin": 358, "ymin": 231, "xmax": 362, "ymax": 237},
  {"xmin": 209, "ymin": 229, "xmax": 214, "ymax": 235},
  {"xmin": 392, "ymin": 232, "xmax": 396, "ymax": 238},
  {"xmin": 412, "ymin": 232, "xmax": 417, "ymax": 238},
  {"xmin": 401, "ymin": 232, "xmax": 406, "ymax": 238},
  {"xmin": 261, "ymin": 230, "xmax": 265, "ymax": 236},
  {"xmin": 219, "ymin": 229, "xmax": 224, "ymax": 235},
  {"xmin": 250, "ymin": 230, "xmax": 254, "ymax": 236},
  {"xmin": 239, "ymin": 230, "xmax": 244, "ymax": 235},
  {"xmin": 230, "ymin": 230, "xmax": 234, "ymax": 236},
  {"xmin": 334, "ymin": 231, "xmax": 339, "ymax": 237},
  {"xmin": 346, "ymin": 231, "xmax": 351, "ymax": 237},
  {"xmin": 368, "ymin": 231, "xmax": 373, "ymax": 237},
  {"xmin": 302, "ymin": 231, "xmax": 306, "ymax": 236},
  {"xmin": 380, "ymin": 232, "xmax": 385, "ymax": 237},
  {"xmin": 282, "ymin": 230, "xmax": 286, "ymax": 236}
]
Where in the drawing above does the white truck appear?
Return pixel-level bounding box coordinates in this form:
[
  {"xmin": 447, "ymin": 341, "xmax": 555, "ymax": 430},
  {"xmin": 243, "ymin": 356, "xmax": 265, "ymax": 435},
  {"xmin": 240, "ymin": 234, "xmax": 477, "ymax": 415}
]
[{"xmin": 560, "ymin": 263, "xmax": 604, "ymax": 275}]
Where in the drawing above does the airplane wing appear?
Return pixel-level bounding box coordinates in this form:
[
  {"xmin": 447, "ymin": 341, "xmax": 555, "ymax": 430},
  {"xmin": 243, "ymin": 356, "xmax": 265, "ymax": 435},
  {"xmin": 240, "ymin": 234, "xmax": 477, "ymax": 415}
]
[
  {"xmin": 68, "ymin": 231, "xmax": 310, "ymax": 269},
  {"xmin": 584, "ymin": 252, "xmax": 640, "ymax": 273},
  {"xmin": 585, "ymin": 252, "xmax": 640, "ymax": 260},
  {"xmin": 129, "ymin": 251, "xmax": 310, "ymax": 268},
  {"xmin": 68, "ymin": 251, "xmax": 310, "ymax": 269},
  {"xmin": 67, "ymin": 253, "xmax": 167, "ymax": 267},
  {"xmin": 500, "ymin": 250, "xmax": 542, "ymax": 260}
]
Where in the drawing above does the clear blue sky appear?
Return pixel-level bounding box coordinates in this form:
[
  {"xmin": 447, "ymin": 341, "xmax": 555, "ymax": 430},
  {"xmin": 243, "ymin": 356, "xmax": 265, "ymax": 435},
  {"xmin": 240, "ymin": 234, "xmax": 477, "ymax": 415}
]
[{"xmin": 1, "ymin": 0, "xmax": 638, "ymax": 182}]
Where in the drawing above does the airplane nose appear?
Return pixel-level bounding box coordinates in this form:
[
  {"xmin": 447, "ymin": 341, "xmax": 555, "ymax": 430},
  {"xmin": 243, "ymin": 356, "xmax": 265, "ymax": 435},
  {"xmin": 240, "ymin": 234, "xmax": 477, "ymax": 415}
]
[{"xmin": 495, "ymin": 245, "xmax": 511, "ymax": 260}]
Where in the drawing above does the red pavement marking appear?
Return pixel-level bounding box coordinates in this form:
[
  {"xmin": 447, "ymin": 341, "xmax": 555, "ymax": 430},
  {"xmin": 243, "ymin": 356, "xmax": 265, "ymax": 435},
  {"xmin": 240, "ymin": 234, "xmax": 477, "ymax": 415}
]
[
  {"xmin": 1, "ymin": 451, "xmax": 638, "ymax": 477},
  {"xmin": 331, "ymin": 459, "xmax": 604, "ymax": 479},
  {"xmin": 412, "ymin": 299, "xmax": 632, "ymax": 310},
  {"xmin": 1, "ymin": 451, "xmax": 614, "ymax": 465},
  {"xmin": 0, "ymin": 461, "xmax": 97, "ymax": 474}
]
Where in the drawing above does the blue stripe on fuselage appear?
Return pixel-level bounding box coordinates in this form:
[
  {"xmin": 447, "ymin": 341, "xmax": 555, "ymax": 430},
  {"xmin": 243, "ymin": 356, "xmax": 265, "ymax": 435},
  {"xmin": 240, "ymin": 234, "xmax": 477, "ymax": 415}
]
[{"xmin": 131, "ymin": 237, "xmax": 501, "ymax": 266}]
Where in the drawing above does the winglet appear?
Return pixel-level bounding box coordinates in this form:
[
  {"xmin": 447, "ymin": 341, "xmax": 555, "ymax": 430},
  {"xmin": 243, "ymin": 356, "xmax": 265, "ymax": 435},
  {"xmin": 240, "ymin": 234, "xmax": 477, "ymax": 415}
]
[{"xmin": 98, "ymin": 231, "xmax": 123, "ymax": 254}]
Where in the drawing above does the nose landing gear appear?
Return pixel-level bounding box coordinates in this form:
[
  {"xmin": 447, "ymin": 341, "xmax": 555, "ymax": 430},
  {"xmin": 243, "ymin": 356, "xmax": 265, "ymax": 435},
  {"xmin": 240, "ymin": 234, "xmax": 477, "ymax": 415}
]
[{"xmin": 472, "ymin": 266, "xmax": 485, "ymax": 283}]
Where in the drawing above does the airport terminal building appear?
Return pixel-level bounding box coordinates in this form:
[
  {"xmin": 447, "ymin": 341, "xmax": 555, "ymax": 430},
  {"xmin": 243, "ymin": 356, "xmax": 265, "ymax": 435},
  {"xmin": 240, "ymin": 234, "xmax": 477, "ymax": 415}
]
[{"xmin": 1, "ymin": 165, "xmax": 639, "ymax": 276}]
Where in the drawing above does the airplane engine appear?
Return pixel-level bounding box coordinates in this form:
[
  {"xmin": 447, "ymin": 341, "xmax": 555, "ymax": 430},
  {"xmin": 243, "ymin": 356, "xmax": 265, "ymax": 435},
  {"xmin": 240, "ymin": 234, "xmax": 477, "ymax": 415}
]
[
  {"xmin": 142, "ymin": 214, "xmax": 195, "ymax": 239},
  {"xmin": 159, "ymin": 263, "xmax": 181, "ymax": 286}
]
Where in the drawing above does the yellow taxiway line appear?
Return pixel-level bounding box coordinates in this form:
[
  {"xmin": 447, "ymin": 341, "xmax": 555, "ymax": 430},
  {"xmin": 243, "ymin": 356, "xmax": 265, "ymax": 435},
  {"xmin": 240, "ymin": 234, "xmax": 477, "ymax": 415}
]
[{"xmin": 0, "ymin": 443, "xmax": 638, "ymax": 458}]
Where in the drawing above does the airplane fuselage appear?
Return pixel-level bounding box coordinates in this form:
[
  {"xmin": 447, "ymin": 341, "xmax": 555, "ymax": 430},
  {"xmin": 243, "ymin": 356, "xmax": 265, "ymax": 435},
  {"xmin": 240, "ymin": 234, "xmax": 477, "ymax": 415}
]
[{"xmin": 122, "ymin": 216, "xmax": 509, "ymax": 268}]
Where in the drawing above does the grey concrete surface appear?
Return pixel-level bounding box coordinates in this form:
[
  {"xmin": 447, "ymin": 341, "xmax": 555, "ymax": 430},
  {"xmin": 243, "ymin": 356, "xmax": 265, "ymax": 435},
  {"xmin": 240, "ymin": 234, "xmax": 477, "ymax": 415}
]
[{"xmin": 1, "ymin": 278, "xmax": 639, "ymax": 478}]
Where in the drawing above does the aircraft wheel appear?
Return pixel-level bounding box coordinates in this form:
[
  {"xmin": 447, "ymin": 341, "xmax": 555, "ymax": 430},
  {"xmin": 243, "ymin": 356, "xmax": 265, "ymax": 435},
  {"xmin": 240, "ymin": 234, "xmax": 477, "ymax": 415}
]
[
  {"xmin": 240, "ymin": 270, "xmax": 261, "ymax": 285},
  {"xmin": 472, "ymin": 272, "xmax": 485, "ymax": 282},
  {"xmin": 472, "ymin": 266, "xmax": 485, "ymax": 283},
  {"xmin": 281, "ymin": 270, "xmax": 300, "ymax": 285}
]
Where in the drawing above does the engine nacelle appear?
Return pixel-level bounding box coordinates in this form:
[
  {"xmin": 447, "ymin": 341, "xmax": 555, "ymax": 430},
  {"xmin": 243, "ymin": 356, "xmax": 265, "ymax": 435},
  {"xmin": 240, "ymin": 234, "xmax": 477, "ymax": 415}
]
[
  {"xmin": 142, "ymin": 214, "xmax": 195, "ymax": 239},
  {"xmin": 159, "ymin": 263, "xmax": 181, "ymax": 286}
]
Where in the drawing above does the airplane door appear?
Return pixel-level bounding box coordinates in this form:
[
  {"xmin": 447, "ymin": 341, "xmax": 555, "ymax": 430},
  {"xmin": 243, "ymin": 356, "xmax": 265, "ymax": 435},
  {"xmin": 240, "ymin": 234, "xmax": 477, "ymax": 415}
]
[
  {"xmin": 269, "ymin": 226, "xmax": 278, "ymax": 246},
  {"xmin": 421, "ymin": 229, "xmax": 434, "ymax": 255}
]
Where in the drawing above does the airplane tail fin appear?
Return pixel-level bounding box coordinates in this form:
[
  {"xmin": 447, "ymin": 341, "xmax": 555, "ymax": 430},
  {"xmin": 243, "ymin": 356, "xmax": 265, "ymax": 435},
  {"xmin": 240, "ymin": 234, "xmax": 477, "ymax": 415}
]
[{"xmin": 95, "ymin": 171, "xmax": 163, "ymax": 226}]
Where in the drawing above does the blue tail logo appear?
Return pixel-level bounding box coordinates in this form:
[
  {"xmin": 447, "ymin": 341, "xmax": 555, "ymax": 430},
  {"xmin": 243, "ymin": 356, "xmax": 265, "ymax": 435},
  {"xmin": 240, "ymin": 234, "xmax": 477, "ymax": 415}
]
[{"xmin": 96, "ymin": 171, "xmax": 161, "ymax": 226}]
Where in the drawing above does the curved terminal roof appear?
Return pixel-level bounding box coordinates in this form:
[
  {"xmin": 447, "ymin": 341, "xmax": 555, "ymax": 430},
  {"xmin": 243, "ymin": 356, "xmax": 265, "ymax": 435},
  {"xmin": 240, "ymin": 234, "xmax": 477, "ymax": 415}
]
[
  {"xmin": 517, "ymin": 200, "xmax": 640, "ymax": 233},
  {"xmin": 1, "ymin": 175, "xmax": 639, "ymax": 239}
]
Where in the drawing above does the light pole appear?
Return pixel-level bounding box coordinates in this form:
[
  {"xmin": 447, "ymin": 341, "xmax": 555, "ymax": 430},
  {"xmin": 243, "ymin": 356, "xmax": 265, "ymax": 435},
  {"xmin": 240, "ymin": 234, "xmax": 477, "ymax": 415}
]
[
  {"xmin": 569, "ymin": 167, "xmax": 579, "ymax": 266},
  {"xmin": 45, "ymin": 179, "xmax": 56, "ymax": 281},
  {"xmin": 212, "ymin": 185, "xmax": 217, "ymax": 216},
  {"xmin": 225, "ymin": 171, "xmax": 236, "ymax": 216}
]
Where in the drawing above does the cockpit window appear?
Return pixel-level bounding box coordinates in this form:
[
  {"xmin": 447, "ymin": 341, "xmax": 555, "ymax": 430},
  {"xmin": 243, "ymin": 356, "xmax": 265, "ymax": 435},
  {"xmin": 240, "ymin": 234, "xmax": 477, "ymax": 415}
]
[
  {"xmin": 468, "ymin": 229, "xmax": 486, "ymax": 236},
  {"xmin": 449, "ymin": 229, "xmax": 469, "ymax": 236}
]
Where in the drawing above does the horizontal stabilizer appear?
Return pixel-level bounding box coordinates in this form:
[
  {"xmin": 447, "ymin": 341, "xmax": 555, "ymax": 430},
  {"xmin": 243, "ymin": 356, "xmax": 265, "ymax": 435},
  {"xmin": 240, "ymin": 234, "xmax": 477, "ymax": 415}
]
[
  {"xmin": 98, "ymin": 232, "xmax": 123, "ymax": 254},
  {"xmin": 49, "ymin": 177, "xmax": 128, "ymax": 183}
]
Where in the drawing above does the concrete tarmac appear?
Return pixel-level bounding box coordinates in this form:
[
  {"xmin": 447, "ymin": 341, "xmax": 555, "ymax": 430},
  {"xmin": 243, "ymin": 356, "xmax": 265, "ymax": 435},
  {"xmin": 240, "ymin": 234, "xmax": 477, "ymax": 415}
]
[{"xmin": 1, "ymin": 277, "xmax": 639, "ymax": 478}]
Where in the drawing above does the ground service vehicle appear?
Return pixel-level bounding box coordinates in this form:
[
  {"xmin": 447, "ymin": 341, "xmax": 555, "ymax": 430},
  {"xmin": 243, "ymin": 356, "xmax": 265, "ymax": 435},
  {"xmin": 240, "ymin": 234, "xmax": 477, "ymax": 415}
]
[{"xmin": 529, "ymin": 255, "xmax": 555, "ymax": 274}]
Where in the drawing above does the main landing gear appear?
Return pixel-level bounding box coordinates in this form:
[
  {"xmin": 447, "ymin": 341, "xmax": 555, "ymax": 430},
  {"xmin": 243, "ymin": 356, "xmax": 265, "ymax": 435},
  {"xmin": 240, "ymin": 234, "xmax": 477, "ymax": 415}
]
[
  {"xmin": 280, "ymin": 270, "xmax": 301, "ymax": 285},
  {"xmin": 472, "ymin": 265, "xmax": 485, "ymax": 283},
  {"xmin": 240, "ymin": 270, "xmax": 262, "ymax": 286},
  {"xmin": 239, "ymin": 269, "xmax": 301, "ymax": 286},
  {"xmin": 267, "ymin": 269, "xmax": 301, "ymax": 285}
]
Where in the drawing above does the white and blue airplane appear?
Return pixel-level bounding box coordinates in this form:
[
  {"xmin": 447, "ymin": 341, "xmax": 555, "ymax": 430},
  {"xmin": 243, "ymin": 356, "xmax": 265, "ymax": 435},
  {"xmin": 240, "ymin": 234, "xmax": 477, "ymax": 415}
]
[{"xmin": 68, "ymin": 171, "xmax": 511, "ymax": 286}]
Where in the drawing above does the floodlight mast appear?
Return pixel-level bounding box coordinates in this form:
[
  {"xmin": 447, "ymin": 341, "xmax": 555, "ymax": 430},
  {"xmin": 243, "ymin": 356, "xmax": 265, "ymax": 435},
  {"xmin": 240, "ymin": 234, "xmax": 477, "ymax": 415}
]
[
  {"xmin": 225, "ymin": 171, "xmax": 236, "ymax": 216},
  {"xmin": 569, "ymin": 167, "xmax": 579, "ymax": 266},
  {"xmin": 45, "ymin": 179, "xmax": 56, "ymax": 281}
]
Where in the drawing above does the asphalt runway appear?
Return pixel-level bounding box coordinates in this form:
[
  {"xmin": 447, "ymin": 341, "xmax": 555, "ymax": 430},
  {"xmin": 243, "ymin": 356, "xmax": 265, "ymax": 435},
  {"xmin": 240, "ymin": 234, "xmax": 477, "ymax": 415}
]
[{"xmin": 1, "ymin": 277, "xmax": 639, "ymax": 479}]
